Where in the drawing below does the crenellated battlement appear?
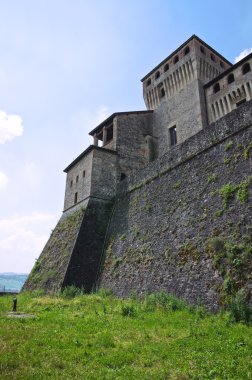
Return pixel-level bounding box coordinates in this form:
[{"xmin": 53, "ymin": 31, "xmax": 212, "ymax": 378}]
[{"xmin": 205, "ymin": 53, "xmax": 252, "ymax": 123}]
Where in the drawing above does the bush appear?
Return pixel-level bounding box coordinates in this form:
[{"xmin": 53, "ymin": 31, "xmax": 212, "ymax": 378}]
[
  {"xmin": 61, "ymin": 285, "xmax": 84, "ymax": 299},
  {"xmin": 229, "ymin": 288, "xmax": 251, "ymax": 324},
  {"xmin": 143, "ymin": 291, "xmax": 187, "ymax": 312},
  {"xmin": 121, "ymin": 304, "xmax": 137, "ymax": 317}
]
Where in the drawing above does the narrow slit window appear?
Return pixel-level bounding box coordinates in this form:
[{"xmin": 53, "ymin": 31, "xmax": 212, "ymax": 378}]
[
  {"xmin": 76, "ymin": 175, "xmax": 79, "ymax": 183},
  {"xmin": 83, "ymin": 170, "xmax": 86, "ymax": 178},
  {"xmin": 70, "ymin": 180, "xmax": 73, "ymax": 187},
  {"xmin": 169, "ymin": 125, "xmax": 177, "ymax": 146},
  {"xmin": 74, "ymin": 192, "xmax": 78, "ymax": 204}
]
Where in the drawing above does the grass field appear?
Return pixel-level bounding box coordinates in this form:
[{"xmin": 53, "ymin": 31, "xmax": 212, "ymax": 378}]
[{"xmin": 0, "ymin": 290, "xmax": 252, "ymax": 379}]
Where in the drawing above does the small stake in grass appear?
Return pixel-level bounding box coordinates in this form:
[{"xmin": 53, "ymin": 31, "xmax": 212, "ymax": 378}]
[{"xmin": 12, "ymin": 297, "xmax": 17, "ymax": 312}]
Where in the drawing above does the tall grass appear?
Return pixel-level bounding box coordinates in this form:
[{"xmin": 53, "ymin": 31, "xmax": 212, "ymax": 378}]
[{"xmin": 0, "ymin": 291, "xmax": 251, "ymax": 379}]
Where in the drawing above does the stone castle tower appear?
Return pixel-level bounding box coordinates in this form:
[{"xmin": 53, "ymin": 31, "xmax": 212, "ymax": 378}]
[{"xmin": 23, "ymin": 35, "xmax": 252, "ymax": 309}]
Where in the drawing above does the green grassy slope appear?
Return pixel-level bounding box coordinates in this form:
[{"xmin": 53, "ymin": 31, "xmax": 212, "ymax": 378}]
[{"xmin": 0, "ymin": 292, "xmax": 251, "ymax": 380}]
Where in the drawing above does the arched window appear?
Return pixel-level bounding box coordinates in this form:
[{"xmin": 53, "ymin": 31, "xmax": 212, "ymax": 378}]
[
  {"xmin": 160, "ymin": 88, "xmax": 165, "ymax": 98},
  {"xmin": 173, "ymin": 55, "xmax": 179, "ymax": 64},
  {"xmin": 213, "ymin": 83, "xmax": 220, "ymax": 93},
  {"xmin": 220, "ymin": 61, "xmax": 224, "ymax": 68},
  {"xmin": 242, "ymin": 63, "xmax": 251, "ymax": 75},
  {"xmin": 227, "ymin": 73, "xmax": 234, "ymax": 84},
  {"xmin": 184, "ymin": 46, "xmax": 190, "ymax": 55},
  {"xmin": 164, "ymin": 63, "xmax": 169, "ymax": 72},
  {"xmin": 155, "ymin": 71, "xmax": 160, "ymax": 79},
  {"xmin": 146, "ymin": 78, "xmax": 151, "ymax": 86},
  {"xmin": 200, "ymin": 46, "xmax": 205, "ymax": 54},
  {"xmin": 210, "ymin": 53, "xmax": 215, "ymax": 62}
]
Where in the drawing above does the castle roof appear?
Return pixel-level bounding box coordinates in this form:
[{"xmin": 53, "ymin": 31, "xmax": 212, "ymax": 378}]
[
  {"xmin": 141, "ymin": 34, "xmax": 232, "ymax": 82},
  {"xmin": 63, "ymin": 145, "xmax": 117, "ymax": 173},
  {"xmin": 89, "ymin": 110, "xmax": 153, "ymax": 136}
]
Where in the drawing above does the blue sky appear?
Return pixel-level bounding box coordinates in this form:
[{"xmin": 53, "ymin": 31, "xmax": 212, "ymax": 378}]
[{"xmin": 0, "ymin": 0, "xmax": 252, "ymax": 273}]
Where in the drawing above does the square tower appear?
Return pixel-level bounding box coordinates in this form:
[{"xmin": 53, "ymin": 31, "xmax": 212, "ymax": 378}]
[{"xmin": 141, "ymin": 35, "xmax": 232, "ymax": 157}]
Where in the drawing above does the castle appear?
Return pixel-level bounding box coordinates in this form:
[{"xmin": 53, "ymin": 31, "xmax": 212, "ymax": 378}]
[{"xmin": 23, "ymin": 35, "xmax": 252, "ymax": 310}]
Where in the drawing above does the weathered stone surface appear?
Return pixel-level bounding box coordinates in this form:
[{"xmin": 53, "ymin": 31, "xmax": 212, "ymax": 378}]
[{"xmin": 99, "ymin": 105, "xmax": 252, "ymax": 310}]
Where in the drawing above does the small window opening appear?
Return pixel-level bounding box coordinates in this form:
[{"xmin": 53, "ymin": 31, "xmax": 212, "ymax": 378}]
[
  {"xmin": 120, "ymin": 173, "xmax": 126, "ymax": 181},
  {"xmin": 220, "ymin": 61, "xmax": 224, "ymax": 68},
  {"xmin": 236, "ymin": 99, "xmax": 246, "ymax": 107},
  {"xmin": 160, "ymin": 87, "xmax": 165, "ymax": 98},
  {"xmin": 242, "ymin": 63, "xmax": 251, "ymax": 75},
  {"xmin": 200, "ymin": 46, "xmax": 205, "ymax": 54},
  {"xmin": 164, "ymin": 63, "xmax": 169, "ymax": 72},
  {"xmin": 184, "ymin": 46, "xmax": 190, "ymax": 55},
  {"xmin": 210, "ymin": 53, "xmax": 215, "ymax": 62},
  {"xmin": 146, "ymin": 78, "xmax": 151, "ymax": 86},
  {"xmin": 173, "ymin": 55, "xmax": 179, "ymax": 64},
  {"xmin": 70, "ymin": 180, "xmax": 73, "ymax": 187},
  {"xmin": 213, "ymin": 83, "xmax": 220, "ymax": 93},
  {"xmin": 76, "ymin": 175, "xmax": 79, "ymax": 183},
  {"xmin": 74, "ymin": 192, "xmax": 78, "ymax": 204},
  {"xmin": 96, "ymin": 130, "xmax": 103, "ymax": 147},
  {"xmin": 155, "ymin": 71, "xmax": 160, "ymax": 79},
  {"xmin": 169, "ymin": 126, "xmax": 177, "ymax": 146},
  {"xmin": 227, "ymin": 73, "xmax": 234, "ymax": 84},
  {"xmin": 83, "ymin": 170, "xmax": 86, "ymax": 178},
  {"xmin": 106, "ymin": 125, "xmax": 113, "ymax": 142}
]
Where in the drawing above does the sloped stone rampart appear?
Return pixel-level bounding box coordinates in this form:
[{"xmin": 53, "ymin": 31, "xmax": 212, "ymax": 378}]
[{"xmin": 23, "ymin": 207, "xmax": 85, "ymax": 293}]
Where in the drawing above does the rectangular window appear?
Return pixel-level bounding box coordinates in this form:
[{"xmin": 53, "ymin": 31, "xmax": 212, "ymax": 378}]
[
  {"xmin": 169, "ymin": 125, "xmax": 177, "ymax": 146},
  {"xmin": 74, "ymin": 192, "xmax": 78, "ymax": 204}
]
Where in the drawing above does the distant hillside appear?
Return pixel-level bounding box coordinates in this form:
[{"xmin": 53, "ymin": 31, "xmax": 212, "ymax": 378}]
[{"xmin": 0, "ymin": 273, "xmax": 28, "ymax": 292}]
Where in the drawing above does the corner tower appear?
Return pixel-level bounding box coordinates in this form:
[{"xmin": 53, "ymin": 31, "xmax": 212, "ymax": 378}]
[{"xmin": 141, "ymin": 35, "xmax": 232, "ymax": 156}]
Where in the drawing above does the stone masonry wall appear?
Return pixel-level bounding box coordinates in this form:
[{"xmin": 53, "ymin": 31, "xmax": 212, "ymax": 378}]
[
  {"xmin": 115, "ymin": 113, "xmax": 153, "ymax": 177},
  {"xmin": 99, "ymin": 102, "xmax": 252, "ymax": 310},
  {"xmin": 154, "ymin": 80, "xmax": 206, "ymax": 157},
  {"xmin": 23, "ymin": 206, "xmax": 85, "ymax": 293},
  {"xmin": 23, "ymin": 197, "xmax": 114, "ymax": 294}
]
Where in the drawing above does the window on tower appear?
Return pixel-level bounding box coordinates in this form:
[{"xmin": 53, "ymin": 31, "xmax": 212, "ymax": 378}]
[{"xmin": 169, "ymin": 126, "xmax": 177, "ymax": 146}]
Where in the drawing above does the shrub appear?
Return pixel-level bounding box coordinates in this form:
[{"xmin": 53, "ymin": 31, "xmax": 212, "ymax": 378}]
[
  {"xmin": 61, "ymin": 285, "xmax": 84, "ymax": 299},
  {"xmin": 229, "ymin": 288, "xmax": 251, "ymax": 324},
  {"xmin": 121, "ymin": 304, "xmax": 137, "ymax": 317}
]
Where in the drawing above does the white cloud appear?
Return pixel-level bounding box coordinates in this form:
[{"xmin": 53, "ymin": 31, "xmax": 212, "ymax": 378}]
[
  {"xmin": 0, "ymin": 110, "xmax": 23, "ymax": 144},
  {"xmin": 0, "ymin": 212, "xmax": 58, "ymax": 273},
  {"xmin": 234, "ymin": 48, "xmax": 252, "ymax": 63},
  {"xmin": 0, "ymin": 171, "xmax": 9, "ymax": 189}
]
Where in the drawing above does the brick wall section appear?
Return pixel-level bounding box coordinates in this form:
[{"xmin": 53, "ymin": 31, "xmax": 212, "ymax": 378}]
[{"xmin": 99, "ymin": 102, "xmax": 252, "ymax": 310}]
